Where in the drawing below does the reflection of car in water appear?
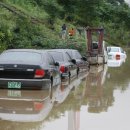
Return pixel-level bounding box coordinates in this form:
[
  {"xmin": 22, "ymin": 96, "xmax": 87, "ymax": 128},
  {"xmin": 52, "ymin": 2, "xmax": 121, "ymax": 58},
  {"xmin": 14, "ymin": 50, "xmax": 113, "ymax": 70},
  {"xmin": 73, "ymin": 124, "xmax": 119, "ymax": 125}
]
[
  {"xmin": 0, "ymin": 89, "xmax": 54, "ymax": 122},
  {"xmin": 54, "ymin": 83, "xmax": 71, "ymax": 104},
  {"xmin": 54, "ymin": 73, "xmax": 85, "ymax": 105},
  {"xmin": 84, "ymin": 65, "xmax": 114, "ymax": 113}
]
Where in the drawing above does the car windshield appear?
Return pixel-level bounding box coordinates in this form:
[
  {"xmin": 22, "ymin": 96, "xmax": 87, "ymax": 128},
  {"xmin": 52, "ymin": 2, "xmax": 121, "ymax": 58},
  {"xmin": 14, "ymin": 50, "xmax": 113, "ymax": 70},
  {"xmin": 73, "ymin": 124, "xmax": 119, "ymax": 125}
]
[
  {"xmin": 110, "ymin": 48, "xmax": 119, "ymax": 52},
  {"xmin": 0, "ymin": 51, "xmax": 42, "ymax": 63},
  {"xmin": 48, "ymin": 51, "xmax": 64, "ymax": 62}
]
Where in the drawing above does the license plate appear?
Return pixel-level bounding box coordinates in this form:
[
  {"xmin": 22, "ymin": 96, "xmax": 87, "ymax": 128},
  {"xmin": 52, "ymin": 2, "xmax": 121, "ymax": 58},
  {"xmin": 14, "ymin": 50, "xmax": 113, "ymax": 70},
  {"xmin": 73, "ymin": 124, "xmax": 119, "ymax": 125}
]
[{"xmin": 8, "ymin": 82, "xmax": 21, "ymax": 89}]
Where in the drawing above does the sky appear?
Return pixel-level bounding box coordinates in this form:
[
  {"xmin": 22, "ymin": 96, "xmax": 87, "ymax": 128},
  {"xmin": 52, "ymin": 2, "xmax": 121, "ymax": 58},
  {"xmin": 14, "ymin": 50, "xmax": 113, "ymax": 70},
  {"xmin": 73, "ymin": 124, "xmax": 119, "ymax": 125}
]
[{"xmin": 125, "ymin": 0, "xmax": 130, "ymax": 4}]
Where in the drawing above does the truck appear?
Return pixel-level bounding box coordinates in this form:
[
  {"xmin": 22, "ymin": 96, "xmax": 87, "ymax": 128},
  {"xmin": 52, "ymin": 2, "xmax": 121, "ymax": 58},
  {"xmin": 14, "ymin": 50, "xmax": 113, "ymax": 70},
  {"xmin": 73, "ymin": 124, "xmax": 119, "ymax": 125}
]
[{"xmin": 86, "ymin": 27, "xmax": 108, "ymax": 65}]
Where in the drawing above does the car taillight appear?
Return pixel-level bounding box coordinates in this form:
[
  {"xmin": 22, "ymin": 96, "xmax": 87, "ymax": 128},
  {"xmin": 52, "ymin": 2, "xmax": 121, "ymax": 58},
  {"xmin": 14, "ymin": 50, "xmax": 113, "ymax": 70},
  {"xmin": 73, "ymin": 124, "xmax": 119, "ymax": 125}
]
[
  {"xmin": 34, "ymin": 102, "xmax": 44, "ymax": 111},
  {"xmin": 34, "ymin": 69, "xmax": 45, "ymax": 78},
  {"xmin": 116, "ymin": 54, "xmax": 120, "ymax": 60},
  {"xmin": 60, "ymin": 66, "xmax": 65, "ymax": 73},
  {"xmin": 60, "ymin": 66, "xmax": 68, "ymax": 73}
]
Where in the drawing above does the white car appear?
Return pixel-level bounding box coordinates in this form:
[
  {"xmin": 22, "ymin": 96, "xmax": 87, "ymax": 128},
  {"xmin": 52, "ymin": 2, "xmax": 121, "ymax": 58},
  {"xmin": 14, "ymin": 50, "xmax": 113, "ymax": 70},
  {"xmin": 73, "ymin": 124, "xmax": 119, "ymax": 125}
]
[
  {"xmin": 107, "ymin": 46, "xmax": 126, "ymax": 60},
  {"xmin": 107, "ymin": 59, "xmax": 124, "ymax": 67}
]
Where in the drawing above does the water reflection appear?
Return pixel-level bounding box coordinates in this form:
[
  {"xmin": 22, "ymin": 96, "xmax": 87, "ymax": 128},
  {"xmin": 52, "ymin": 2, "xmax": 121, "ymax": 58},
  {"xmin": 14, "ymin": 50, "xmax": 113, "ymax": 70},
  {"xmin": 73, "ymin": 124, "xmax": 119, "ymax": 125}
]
[
  {"xmin": 1, "ymin": 51, "xmax": 130, "ymax": 130},
  {"xmin": 84, "ymin": 65, "xmax": 114, "ymax": 113},
  {"xmin": 68, "ymin": 110, "xmax": 80, "ymax": 130},
  {"xmin": 0, "ymin": 76, "xmax": 85, "ymax": 130},
  {"xmin": 0, "ymin": 88, "xmax": 54, "ymax": 122},
  {"xmin": 55, "ymin": 82, "xmax": 72, "ymax": 104},
  {"xmin": 106, "ymin": 56, "xmax": 128, "ymax": 91},
  {"xmin": 43, "ymin": 60, "xmax": 128, "ymax": 130}
]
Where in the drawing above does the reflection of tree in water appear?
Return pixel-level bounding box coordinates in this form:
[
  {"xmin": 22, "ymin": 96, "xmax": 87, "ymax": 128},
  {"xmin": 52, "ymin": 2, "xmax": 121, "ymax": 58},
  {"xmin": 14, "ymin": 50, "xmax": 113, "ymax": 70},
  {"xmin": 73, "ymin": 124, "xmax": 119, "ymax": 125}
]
[{"xmin": 84, "ymin": 66, "xmax": 114, "ymax": 113}]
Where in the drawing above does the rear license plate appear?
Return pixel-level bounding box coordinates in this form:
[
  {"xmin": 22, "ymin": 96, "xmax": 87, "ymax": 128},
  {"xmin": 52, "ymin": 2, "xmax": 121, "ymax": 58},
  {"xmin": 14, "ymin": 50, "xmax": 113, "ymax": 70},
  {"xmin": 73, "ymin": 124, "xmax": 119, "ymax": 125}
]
[{"xmin": 8, "ymin": 82, "xmax": 21, "ymax": 89}]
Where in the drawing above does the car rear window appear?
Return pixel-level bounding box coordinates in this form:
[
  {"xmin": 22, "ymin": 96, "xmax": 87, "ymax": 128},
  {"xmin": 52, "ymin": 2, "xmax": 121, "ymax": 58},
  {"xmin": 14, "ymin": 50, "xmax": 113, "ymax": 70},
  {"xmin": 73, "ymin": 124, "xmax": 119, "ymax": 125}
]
[
  {"xmin": 48, "ymin": 51, "xmax": 64, "ymax": 62},
  {"xmin": 0, "ymin": 51, "xmax": 42, "ymax": 63},
  {"xmin": 110, "ymin": 48, "xmax": 119, "ymax": 52}
]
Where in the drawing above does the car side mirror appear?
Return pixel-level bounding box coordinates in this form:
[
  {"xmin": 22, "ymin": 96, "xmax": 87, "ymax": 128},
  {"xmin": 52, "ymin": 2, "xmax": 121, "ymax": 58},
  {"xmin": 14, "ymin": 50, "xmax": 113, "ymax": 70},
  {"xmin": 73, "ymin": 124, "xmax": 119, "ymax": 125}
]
[
  {"xmin": 54, "ymin": 62, "xmax": 59, "ymax": 66},
  {"xmin": 71, "ymin": 59, "xmax": 76, "ymax": 64},
  {"xmin": 82, "ymin": 56, "xmax": 87, "ymax": 61}
]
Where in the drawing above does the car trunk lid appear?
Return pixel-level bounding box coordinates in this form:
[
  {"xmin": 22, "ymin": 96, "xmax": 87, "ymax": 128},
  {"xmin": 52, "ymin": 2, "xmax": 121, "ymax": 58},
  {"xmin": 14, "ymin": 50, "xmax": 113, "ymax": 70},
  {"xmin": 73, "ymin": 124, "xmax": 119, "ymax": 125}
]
[{"xmin": 0, "ymin": 64, "xmax": 43, "ymax": 79}]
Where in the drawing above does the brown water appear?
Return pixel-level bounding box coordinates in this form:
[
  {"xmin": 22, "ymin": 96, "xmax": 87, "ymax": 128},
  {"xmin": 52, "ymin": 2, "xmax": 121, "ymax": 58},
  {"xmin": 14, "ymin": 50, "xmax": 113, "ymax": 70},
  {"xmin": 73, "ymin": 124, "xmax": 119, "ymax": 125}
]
[{"xmin": 0, "ymin": 50, "xmax": 130, "ymax": 130}]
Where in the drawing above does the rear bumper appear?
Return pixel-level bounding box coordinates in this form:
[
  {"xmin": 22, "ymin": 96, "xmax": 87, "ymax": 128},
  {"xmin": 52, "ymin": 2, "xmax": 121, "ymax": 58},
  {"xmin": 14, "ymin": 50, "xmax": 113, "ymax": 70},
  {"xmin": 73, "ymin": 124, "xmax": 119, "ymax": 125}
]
[{"xmin": 0, "ymin": 78, "xmax": 51, "ymax": 90}]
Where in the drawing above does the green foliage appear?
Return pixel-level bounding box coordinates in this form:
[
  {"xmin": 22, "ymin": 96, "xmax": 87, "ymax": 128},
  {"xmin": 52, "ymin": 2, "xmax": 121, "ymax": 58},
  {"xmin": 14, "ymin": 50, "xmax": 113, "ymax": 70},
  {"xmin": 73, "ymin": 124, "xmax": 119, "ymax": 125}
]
[
  {"xmin": 106, "ymin": 0, "xmax": 125, "ymax": 5},
  {"xmin": 0, "ymin": 0, "xmax": 130, "ymax": 53},
  {"xmin": 0, "ymin": 8, "xmax": 15, "ymax": 50}
]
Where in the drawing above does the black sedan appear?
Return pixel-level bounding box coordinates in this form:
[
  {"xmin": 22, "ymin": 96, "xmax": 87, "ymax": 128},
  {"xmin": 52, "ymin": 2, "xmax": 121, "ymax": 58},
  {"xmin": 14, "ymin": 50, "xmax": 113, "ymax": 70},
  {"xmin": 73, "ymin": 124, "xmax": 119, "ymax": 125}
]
[
  {"xmin": 64, "ymin": 49, "xmax": 90, "ymax": 75},
  {"xmin": 47, "ymin": 49, "xmax": 77, "ymax": 80},
  {"xmin": 0, "ymin": 49, "xmax": 61, "ymax": 90}
]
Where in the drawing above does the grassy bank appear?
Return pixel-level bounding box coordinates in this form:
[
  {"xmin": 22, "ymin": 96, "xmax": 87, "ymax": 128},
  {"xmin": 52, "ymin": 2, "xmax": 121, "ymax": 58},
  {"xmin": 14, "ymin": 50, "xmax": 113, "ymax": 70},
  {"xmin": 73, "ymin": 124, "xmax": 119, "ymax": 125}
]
[{"xmin": 0, "ymin": 0, "xmax": 130, "ymax": 54}]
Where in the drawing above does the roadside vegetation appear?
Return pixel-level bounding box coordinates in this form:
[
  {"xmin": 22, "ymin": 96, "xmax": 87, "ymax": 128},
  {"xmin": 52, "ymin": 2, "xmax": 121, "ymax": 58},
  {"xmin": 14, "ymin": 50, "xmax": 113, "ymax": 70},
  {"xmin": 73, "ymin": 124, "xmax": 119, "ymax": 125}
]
[{"xmin": 0, "ymin": 0, "xmax": 130, "ymax": 54}]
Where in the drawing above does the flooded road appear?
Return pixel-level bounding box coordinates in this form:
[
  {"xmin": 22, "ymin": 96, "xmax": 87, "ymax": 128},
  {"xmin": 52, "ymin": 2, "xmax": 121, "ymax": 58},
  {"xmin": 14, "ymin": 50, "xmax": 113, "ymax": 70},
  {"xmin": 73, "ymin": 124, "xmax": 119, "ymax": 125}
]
[{"xmin": 0, "ymin": 50, "xmax": 130, "ymax": 130}]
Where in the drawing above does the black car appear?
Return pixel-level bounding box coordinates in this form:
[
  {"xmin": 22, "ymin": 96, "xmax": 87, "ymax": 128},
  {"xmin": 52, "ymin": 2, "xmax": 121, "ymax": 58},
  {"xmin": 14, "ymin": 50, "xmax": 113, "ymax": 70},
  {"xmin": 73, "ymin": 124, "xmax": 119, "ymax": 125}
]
[
  {"xmin": 0, "ymin": 49, "xmax": 61, "ymax": 90},
  {"xmin": 47, "ymin": 49, "xmax": 77, "ymax": 80},
  {"xmin": 64, "ymin": 49, "xmax": 90, "ymax": 75}
]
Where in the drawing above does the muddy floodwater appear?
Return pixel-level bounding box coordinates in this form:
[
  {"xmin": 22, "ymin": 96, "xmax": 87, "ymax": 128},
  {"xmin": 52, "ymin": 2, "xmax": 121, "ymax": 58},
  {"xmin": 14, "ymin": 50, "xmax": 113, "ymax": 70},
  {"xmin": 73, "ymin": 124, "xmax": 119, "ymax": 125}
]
[{"xmin": 0, "ymin": 49, "xmax": 130, "ymax": 130}]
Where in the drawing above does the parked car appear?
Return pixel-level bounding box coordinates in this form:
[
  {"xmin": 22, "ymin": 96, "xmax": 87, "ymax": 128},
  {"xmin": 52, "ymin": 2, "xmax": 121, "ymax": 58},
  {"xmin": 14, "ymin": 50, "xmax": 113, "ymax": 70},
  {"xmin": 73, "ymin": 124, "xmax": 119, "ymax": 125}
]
[
  {"xmin": 107, "ymin": 59, "xmax": 124, "ymax": 67},
  {"xmin": 107, "ymin": 46, "xmax": 126, "ymax": 60},
  {"xmin": 0, "ymin": 49, "xmax": 61, "ymax": 90},
  {"xmin": 63, "ymin": 49, "xmax": 90, "ymax": 75},
  {"xmin": 47, "ymin": 49, "xmax": 77, "ymax": 80}
]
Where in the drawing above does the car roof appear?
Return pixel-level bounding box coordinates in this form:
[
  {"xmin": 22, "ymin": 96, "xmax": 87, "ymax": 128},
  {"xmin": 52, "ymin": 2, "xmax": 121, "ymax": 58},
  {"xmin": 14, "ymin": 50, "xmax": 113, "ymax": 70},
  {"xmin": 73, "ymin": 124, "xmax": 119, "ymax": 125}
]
[
  {"xmin": 48, "ymin": 49, "xmax": 76, "ymax": 51},
  {"xmin": 2, "ymin": 49, "xmax": 46, "ymax": 54},
  {"xmin": 44, "ymin": 49, "xmax": 74, "ymax": 62},
  {"xmin": 0, "ymin": 49, "xmax": 50, "ymax": 65},
  {"xmin": 2, "ymin": 49, "xmax": 39, "ymax": 52}
]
